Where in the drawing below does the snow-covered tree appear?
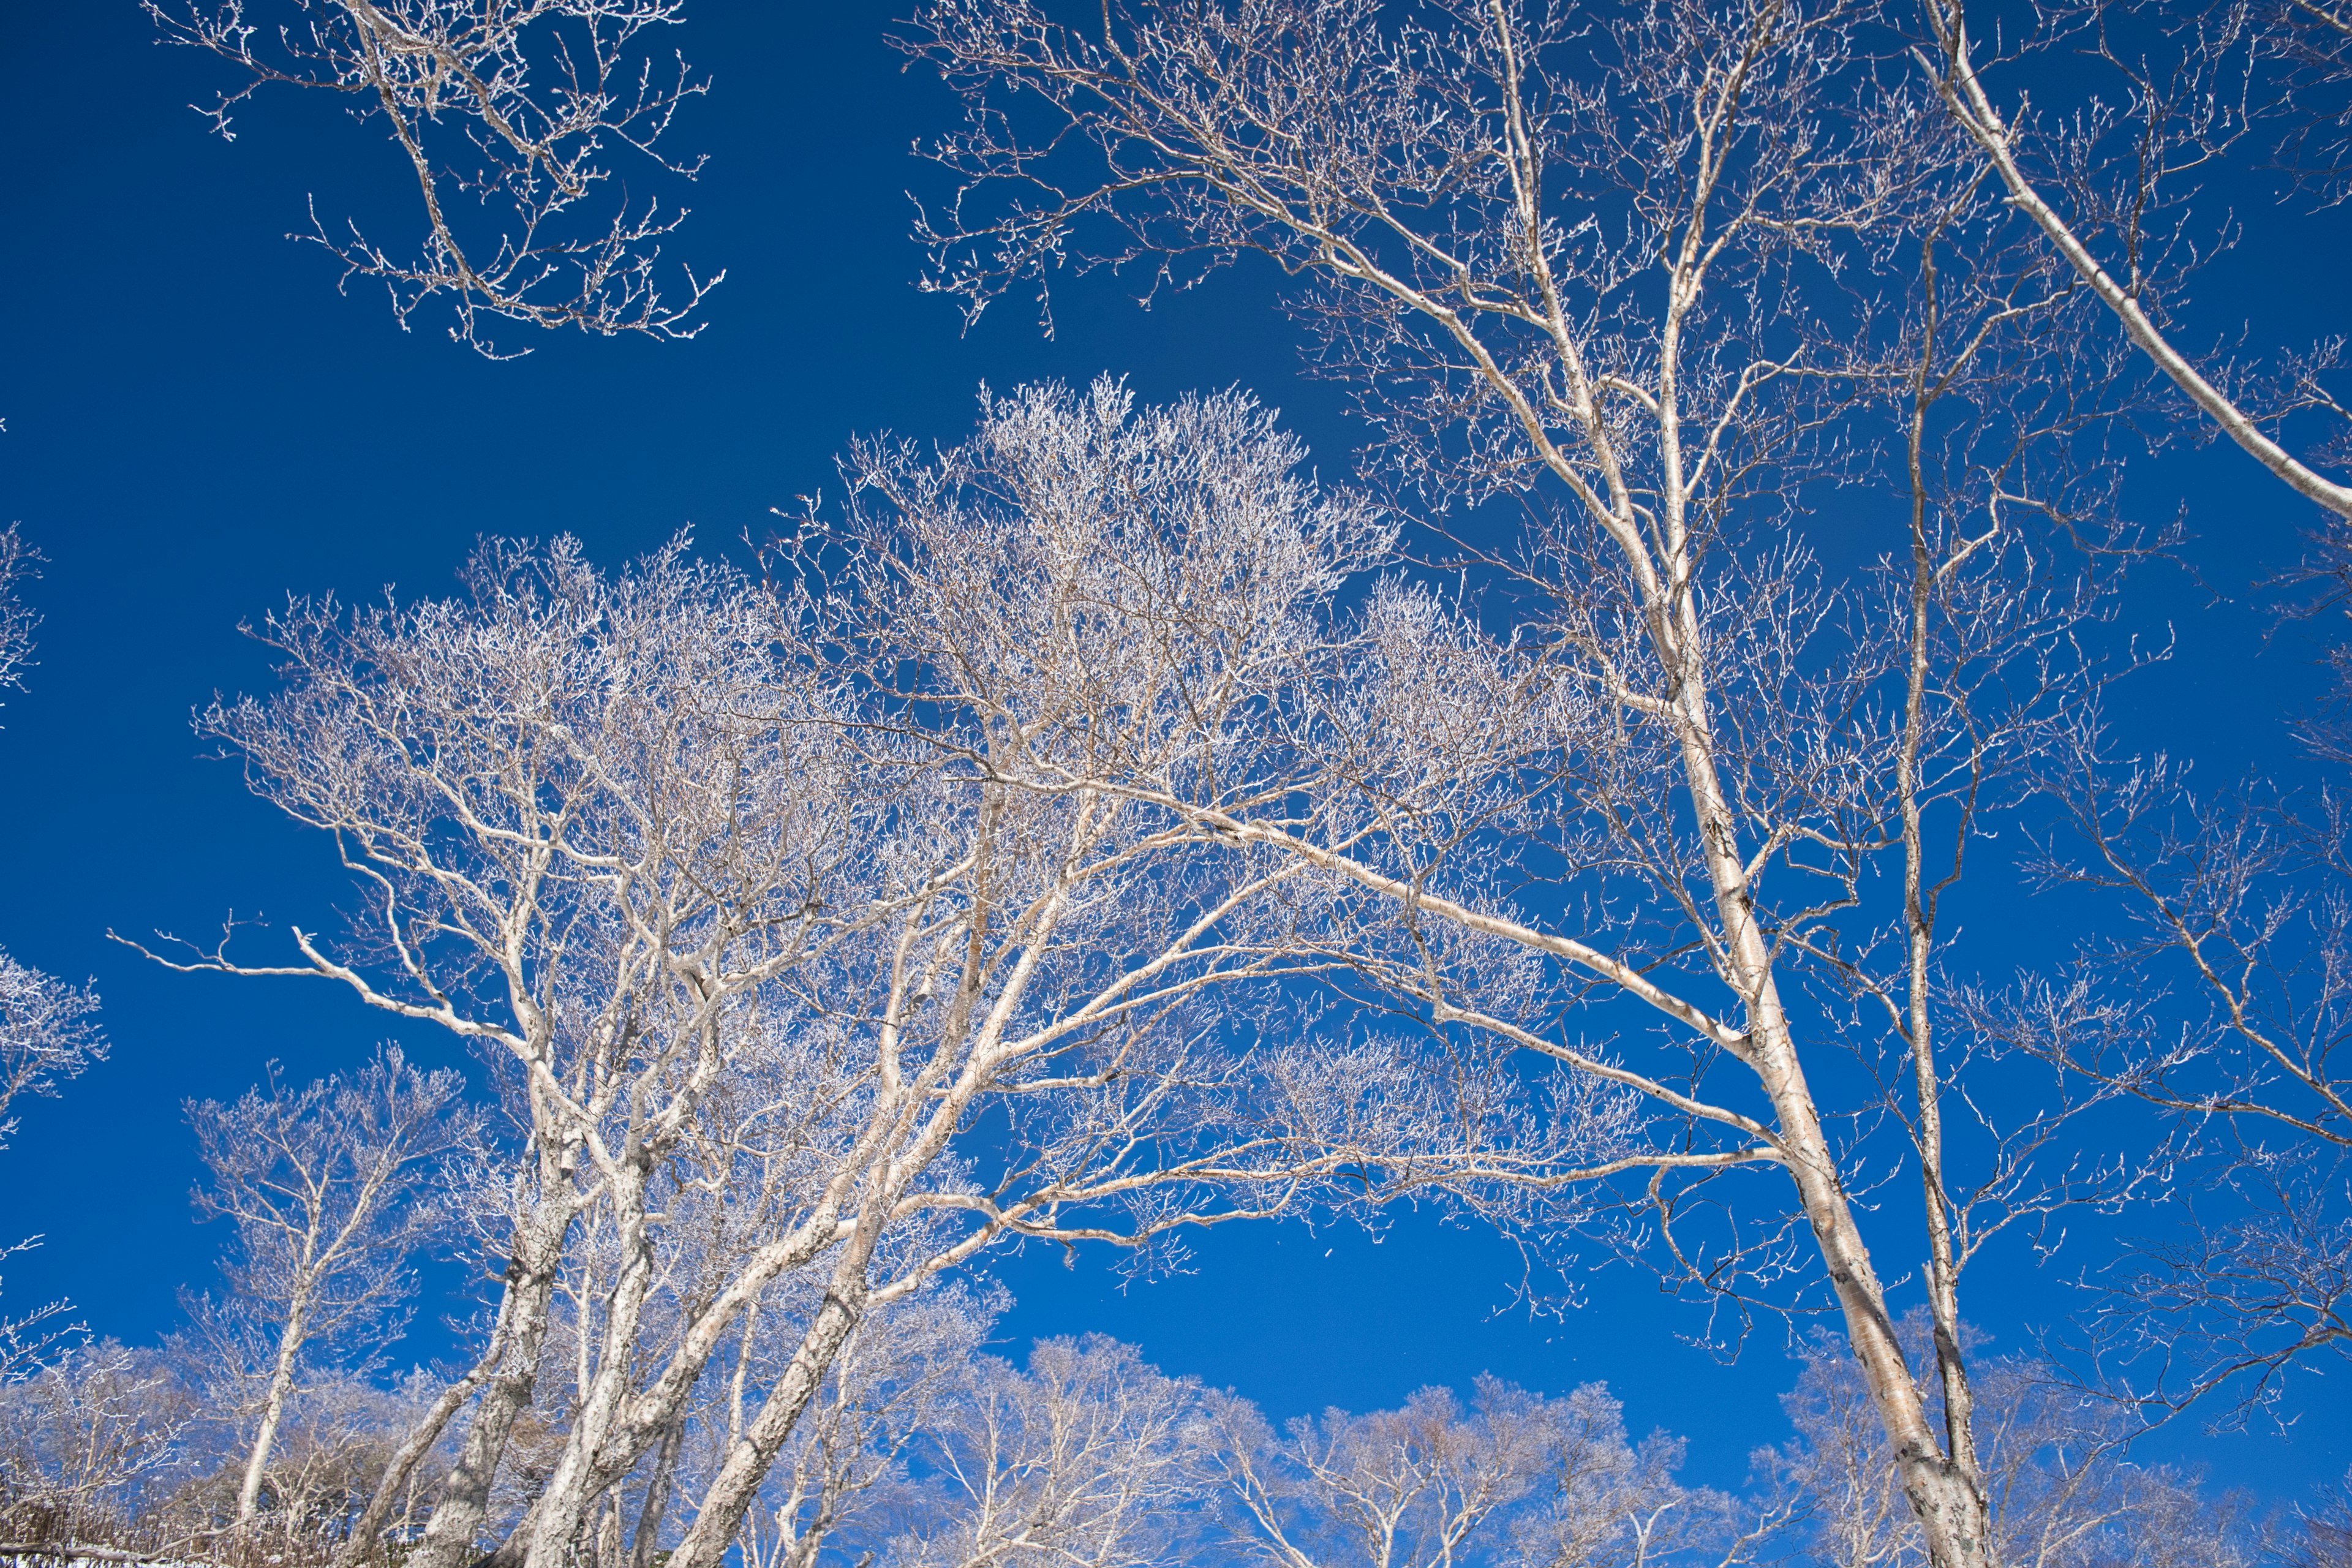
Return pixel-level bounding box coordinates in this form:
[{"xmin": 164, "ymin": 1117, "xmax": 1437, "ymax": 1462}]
[
  {"xmin": 902, "ymin": 6, "xmax": 2169, "ymax": 1564},
  {"xmin": 0, "ymin": 1341, "xmax": 192, "ymax": 1548},
  {"xmin": 134, "ymin": 384, "xmax": 1600, "ymax": 1568},
  {"xmin": 0, "ymin": 527, "xmax": 104, "ymax": 1387},
  {"xmin": 146, "ymin": 0, "xmax": 719, "ymax": 355},
  {"xmin": 185, "ymin": 1046, "xmax": 479, "ymax": 1526},
  {"xmin": 894, "ymin": 1336, "xmax": 1207, "ymax": 1568}
]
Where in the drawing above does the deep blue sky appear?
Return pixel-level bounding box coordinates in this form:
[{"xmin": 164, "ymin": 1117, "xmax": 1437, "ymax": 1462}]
[{"xmin": 0, "ymin": 0, "xmax": 2344, "ymax": 1508}]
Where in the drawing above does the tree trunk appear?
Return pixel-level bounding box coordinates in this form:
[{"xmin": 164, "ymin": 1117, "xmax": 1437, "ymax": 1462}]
[
  {"xmin": 235, "ymin": 1304, "xmax": 309, "ymax": 1523},
  {"xmin": 501, "ymin": 1167, "xmax": 660, "ymax": 1568},
  {"xmin": 627, "ymin": 1412, "xmax": 686, "ymax": 1568},
  {"xmin": 1673, "ymin": 716, "xmax": 1993, "ymax": 1568},
  {"xmin": 653, "ymin": 1246, "xmax": 876, "ymax": 1568},
  {"xmin": 330, "ymin": 1297, "xmax": 518, "ymax": 1568},
  {"xmin": 410, "ymin": 1188, "xmax": 573, "ymax": 1568}
]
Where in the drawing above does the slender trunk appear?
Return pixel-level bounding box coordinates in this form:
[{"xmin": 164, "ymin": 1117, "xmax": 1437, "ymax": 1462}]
[
  {"xmin": 505, "ymin": 918, "xmax": 946, "ymax": 1559},
  {"xmin": 1633, "ymin": 240, "xmax": 1993, "ymax": 1566},
  {"xmin": 530, "ymin": 812, "xmax": 1055, "ymax": 1568},
  {"xmin": 331, "ymin": 1287, "xmax": 521, "ymax": 1568},
  {"xmin": 657, "ymin": 1225, "xmax": 883, "ymax": 1568},
  {"xmin": 663, "ymin": 1289, "xmax": 865, "ymax": 1568},
  {"xmin": 1899, "ymin": 280, "xmax": 1987, "ymax": 1504},
  {"xmin": 236, "ymin": 1303, "xmax": 310, "ymax": 1523},
  {"xmin": 410, "ymin": 1180, "xmax": 574, "ymax": 1568},
  {"xmin": 487, "ymin": 1205, "xmax": 845, "ymax": 1567},
  {"xmin": 727, "ymin": 1298, "xmax": 760, "ymax": 1455},
  {"xmin": 1741, "ymin": 982, "xmax": 1991, "ymax": 1568},
  {"xmin": 1666, "ymin": 650, "xmax": 1992, "ymax": 1568},
  {"xmin": 627, "ymin": 1411, "xmax": 686, "ymax": 1568}
]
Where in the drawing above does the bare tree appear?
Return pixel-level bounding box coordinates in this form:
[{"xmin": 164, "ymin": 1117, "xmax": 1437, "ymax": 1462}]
[
  {"xmin": 131, "ymin": 385, "xmax": 1595, "ymax": 1568},
  {"xmin": 0, "ymin": 1341, "xmax": 194, "ymax": 1553},
  {"xmin": 125, "ymin": 533, "xmax": 912, "ymax": 1568},
  {"xmin": 1504, "ymin": 1387, "xmax": 1762, "ymax": 1568},
  {"xmin": 1755, "ymin": 1323, "xmax": 2253, "ymax": 1568},
  {"xmin": 882, "ymin": 1335, "xmax": 1204, "ymax": 1568},
  {"xmin": 147, "ymin": 0, "xmax": 721, "ymax": 355},
  {"xmin": 1923, "ymin": 0, "xmax": 2352, "ymax": 1395},
  {"xmin": 146, "ymin": 1364, "xmax": 459, "ymax": 1563},
  {"xmin": 1208, "ymin": 1376, "xmax": 1725, "ymax": 1568},
  {"xmin": 1913, "ymin": 0, "xmax": 2352, "ymax": 519},
  {"xmin": 899, "ymin": 6, "xmax": 2174, "ymax": 1567},
  {"xmin": 184, "ymin": 1045, "xmax": 478, "ymax": 1528}
]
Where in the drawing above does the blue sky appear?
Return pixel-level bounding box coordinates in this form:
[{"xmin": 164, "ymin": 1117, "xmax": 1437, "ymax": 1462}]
[{"xmin": 0, "ymin": 0, "xmax": 2345, "ymax": 1509}]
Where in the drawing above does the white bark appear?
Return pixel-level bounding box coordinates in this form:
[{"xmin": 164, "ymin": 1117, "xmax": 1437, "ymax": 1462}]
[
  {"xmin": 146, "ymin": 415, "xmax": 1557, "ymax": 1568},
  {"xmin": 903, "ymin": 7, "xmax": 2157, "ymax": 1566},
  {"xmin": 187, "ymin": 1046, "xmax": 475, "ymax": 1530},
  {"xmin": 1917, "ymin": 0, "xmax": 2352, "ymax": 522}
]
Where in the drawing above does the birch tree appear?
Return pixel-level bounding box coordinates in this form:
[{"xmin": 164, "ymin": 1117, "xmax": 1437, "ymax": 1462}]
[
  {"xmin": 888, "ymin": 1336, "xmax": 1207, "ymax": 1568},
  {"xmin": 127, "ymin": 536, "xmax": 906, "ymax": 1568},
  {"xmin": 130, "ymin": 385, "xmax": 1610, "ymax": 1568},
  {"xmin": 185, "ymin": 1046, "xmax": 478, "ymax": 1527},
  {"xmin": 1900, "ymin": 0, "xmax": 2352, "ymax": 1424},
  {"xmin": 900, "ymin": 6, "xmax": 2166, "ymax": 1566},
  {"xmin": 146, "ymin": 0, "xmax": 720, "ymax": 354},
  {"xmin": 1208, "ymin": 1378, "xmax": 1721, "ymax": 1568},
  {"xmin": 1913, "ymin": 0, "xmax": 2352, "ymax": 521}
]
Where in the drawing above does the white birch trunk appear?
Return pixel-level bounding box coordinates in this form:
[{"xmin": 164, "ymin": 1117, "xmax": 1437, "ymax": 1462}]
[
  {"xmin": 233, "ymin": 1304, "xmax": 309, "ymax": 1524},
  {"xmin": 409, "ymin": 1186, "xmax": 574, "ymax": 1568}
]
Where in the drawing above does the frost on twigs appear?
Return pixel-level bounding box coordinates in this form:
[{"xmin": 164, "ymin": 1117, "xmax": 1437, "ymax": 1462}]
[
  {"xmin": 0, "ymin": 527, "xmax": 37, "ymax": 702},
  {"xmin": 0, "ymin": 954, "xmax": 107, "ymax": 1381},
  {"xmin": 897, "ymin": 6, "xmax": 2194, "ymax": 1563},
  {"xmin": 148, "ymin": 0, "xmax": 722, "ymax": 356},
  {"xmin": 0, "ymin": 957, "xmax": 106, "ymax": 1158},
  {"xmin": 0, "ymin": 526, "xmax": 106, "ymax": 1153}
]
